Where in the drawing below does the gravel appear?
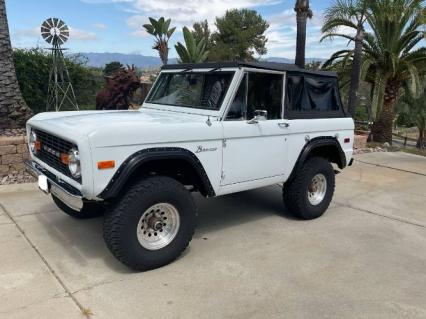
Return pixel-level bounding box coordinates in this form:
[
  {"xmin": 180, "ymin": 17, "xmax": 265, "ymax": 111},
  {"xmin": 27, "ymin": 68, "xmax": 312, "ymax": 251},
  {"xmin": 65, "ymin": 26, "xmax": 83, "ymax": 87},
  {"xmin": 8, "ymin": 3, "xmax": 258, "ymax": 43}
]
[
  {"xmin": 0, "ymin": 171, "xmax": 36, "ymax": 185},
  {"xmin": 354, "ymin": 147, "xmax": 387, "ymax": 155},
  {"xmin": 0, "ymin": 128, "xmax": 26, "ymax": 137}
]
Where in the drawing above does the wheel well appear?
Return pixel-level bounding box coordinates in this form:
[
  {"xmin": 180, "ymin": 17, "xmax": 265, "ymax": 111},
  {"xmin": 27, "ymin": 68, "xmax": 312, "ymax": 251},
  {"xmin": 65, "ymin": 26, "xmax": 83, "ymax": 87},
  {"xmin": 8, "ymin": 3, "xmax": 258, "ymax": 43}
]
[
  {"xmin": 126, "ymin": 158, "xmax": 210, "ymax": 196},
  {"xmin": 308, "ymin": 144, "xmax": 345, "ymax": 169}
]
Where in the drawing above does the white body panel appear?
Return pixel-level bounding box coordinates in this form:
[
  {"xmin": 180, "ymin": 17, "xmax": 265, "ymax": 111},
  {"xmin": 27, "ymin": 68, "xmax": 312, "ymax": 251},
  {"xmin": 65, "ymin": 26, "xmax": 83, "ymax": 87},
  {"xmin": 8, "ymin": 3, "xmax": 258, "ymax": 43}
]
[{"xmin": 26, "ymin": 67, "xmax": 354, "ymax": 201}]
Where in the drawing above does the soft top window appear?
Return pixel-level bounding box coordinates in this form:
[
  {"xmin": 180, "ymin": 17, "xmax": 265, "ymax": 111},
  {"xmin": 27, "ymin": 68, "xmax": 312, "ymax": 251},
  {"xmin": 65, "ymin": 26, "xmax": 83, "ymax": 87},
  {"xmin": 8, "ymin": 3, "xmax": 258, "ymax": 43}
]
[
  {"xmin": 285, "ymin": 73, "xmax": 345, "ymax": 119},
  {"xmin": 146, "ymin": 71, "xmax": 234, "ymax": 110}
]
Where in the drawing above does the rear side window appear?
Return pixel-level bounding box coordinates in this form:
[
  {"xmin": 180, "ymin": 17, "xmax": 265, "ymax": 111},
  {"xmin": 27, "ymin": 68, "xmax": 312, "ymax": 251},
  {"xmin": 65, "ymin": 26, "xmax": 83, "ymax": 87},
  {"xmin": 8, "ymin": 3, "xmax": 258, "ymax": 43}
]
[
  {"xmin": 247, "ymin": 73, "xmax": 283, "ymax": 120},
  {"xmin": 225, "ymin": 72, "xmax": 284, "ymax": 121},
  {"xmin": 285, "ymin": 73, "xmax": 345, "ymax": 119}
]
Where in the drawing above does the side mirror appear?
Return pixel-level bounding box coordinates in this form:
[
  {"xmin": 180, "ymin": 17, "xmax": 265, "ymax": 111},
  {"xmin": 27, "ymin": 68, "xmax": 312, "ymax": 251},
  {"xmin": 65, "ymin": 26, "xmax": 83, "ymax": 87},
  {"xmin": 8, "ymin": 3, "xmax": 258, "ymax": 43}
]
[{"xmin": 248, "ymin": 110, "xmax": 268, "ymax": 124}]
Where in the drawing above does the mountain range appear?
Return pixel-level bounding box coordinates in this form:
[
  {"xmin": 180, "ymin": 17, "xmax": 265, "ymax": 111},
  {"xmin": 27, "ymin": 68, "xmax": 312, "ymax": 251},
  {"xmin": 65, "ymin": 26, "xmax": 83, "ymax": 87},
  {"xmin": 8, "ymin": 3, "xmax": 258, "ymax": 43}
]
[{"xmin": 78, "ymin": 52, "xmax": 325, "ymax": 69}]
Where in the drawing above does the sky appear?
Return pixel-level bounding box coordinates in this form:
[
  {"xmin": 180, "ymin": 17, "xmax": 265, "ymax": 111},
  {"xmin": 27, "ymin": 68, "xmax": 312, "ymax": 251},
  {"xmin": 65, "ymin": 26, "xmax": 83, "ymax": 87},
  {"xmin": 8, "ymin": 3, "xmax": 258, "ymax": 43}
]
[{"xmin": 5, "ymin": 0, "xmax": 351, "ymax": 59}]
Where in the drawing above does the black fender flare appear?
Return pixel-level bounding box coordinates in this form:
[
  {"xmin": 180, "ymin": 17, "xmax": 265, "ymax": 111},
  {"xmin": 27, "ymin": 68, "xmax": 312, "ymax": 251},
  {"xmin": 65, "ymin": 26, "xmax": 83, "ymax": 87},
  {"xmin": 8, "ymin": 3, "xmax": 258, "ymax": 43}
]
[
  {"xmin": 287, "ymin": 137, "xmax": 347, "ymax": 182},
  {"xmin": 98, "ymin": 147, "xmax": 215, "ymax": 199}
]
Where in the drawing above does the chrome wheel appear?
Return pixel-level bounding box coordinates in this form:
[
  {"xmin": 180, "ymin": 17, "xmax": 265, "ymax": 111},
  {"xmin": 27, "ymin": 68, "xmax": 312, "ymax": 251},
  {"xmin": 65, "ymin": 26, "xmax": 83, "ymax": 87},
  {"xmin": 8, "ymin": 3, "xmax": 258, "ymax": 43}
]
[
  {"xmin": 137, "ymin": 203, "xmax": 180, "ymax": 250},
  {"xmin": 307, "ymin": 173, "xmax": 327, "ymax": 206}
]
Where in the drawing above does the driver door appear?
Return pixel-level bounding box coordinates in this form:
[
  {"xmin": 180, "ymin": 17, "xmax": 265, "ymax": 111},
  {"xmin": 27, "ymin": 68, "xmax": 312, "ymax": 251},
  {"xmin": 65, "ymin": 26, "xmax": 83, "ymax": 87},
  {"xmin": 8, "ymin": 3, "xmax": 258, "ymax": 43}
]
[{"xmin": 221, "ymin": 70, "xmax": 290, "ymax": 186}]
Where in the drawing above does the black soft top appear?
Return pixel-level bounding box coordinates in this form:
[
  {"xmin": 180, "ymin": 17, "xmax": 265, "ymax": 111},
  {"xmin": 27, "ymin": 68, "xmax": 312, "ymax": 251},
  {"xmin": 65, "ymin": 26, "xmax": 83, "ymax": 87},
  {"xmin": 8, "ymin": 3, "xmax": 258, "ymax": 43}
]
[{"xmin": 161, "ymin": 61, "xmax": 337, "ymax": 78}]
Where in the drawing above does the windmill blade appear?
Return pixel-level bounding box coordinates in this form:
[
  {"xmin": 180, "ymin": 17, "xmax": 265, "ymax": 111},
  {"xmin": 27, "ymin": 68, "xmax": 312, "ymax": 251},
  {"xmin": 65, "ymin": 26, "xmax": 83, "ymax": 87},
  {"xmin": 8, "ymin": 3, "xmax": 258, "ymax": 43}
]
[
  {"xmin": 43, "ymin": 19, "xmax": 52, "ymax": 28},
  {"xmin": 41, "ymin": 25, "xmax": 50, "ymax": 33},
  {"xmin": 59, "ymin": 35, "xmax": 68, "ymax": 44},
  {"xmin": 41, "ymin": 18, "xmax": 70, "ymax": 45},
  {"xmin": 45, "ymin": 34, "xmax": 53, "ymax": 44},
  {"xmin": 41, "ymin": 33, "xmax": 51, "ymax": 41},
  {"xmin": 42, "ymin": 21, "xmax": 51, "ymax": 30},
  {"xmin": 48, "ymin": 18, "xmax": 55, "ymax": 28},
  {"xmin": 57, "ymin": 19, "xmax": 65, "ymax": 29},
  {"xmin": 41, "ymin": 32, "xmax": 51, "ymax": 40},
  {"xmin": 52, "ymin": 18, "xmax": 59, "ymax": 28}
]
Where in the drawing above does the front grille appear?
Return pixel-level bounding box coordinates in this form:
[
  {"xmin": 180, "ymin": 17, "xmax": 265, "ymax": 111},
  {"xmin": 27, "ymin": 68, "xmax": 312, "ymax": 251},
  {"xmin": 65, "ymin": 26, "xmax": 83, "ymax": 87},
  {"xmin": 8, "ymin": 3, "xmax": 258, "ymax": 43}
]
[{"xmin": 33, "ymin": 129, "xmax": 81, "ymax": 183}]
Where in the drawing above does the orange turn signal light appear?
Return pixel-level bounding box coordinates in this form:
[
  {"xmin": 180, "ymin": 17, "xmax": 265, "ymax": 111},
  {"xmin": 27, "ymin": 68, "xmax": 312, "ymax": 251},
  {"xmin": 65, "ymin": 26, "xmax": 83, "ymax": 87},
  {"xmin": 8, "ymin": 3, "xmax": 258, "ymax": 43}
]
[
  {"xmin": 97, "ymin": 160, "xmax": 115, "ymax": 170},
  {"xmin": 60, "ymin": 153, "xmax": 69, "ymax": 165},
  {"xmin": 35, "ymin": 140, "xmax": 41, "ymax": 151}
]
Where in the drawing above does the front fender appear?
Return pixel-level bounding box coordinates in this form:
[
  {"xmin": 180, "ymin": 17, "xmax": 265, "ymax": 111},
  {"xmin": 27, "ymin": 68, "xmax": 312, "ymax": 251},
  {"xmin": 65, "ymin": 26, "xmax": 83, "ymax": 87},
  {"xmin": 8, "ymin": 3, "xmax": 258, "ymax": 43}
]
[{"xmin": 98, "ymin": 147, "xmax": 215, "ymax": 199}]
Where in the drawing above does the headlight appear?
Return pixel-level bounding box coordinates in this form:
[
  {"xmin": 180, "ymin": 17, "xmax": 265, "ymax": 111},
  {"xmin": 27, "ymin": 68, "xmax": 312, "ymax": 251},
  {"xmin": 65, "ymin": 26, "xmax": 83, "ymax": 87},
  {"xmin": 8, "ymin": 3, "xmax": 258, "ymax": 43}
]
[
  {"xmin": 68, "ymin": 148, "xmax": 81, "ymax": 178},
  {"xmin": 29, "ymin": 131, "xmax": 37, "ymax": 154}
]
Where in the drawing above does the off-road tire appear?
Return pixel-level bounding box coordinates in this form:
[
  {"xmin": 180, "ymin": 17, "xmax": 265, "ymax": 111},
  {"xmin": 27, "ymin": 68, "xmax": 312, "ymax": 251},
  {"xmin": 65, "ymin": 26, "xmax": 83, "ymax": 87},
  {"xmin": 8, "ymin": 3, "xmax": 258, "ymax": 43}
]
[
  {"xmin": 283, "ymin": 156, "xmax": 335, "ymax": 220},
  {"xmin": 52, "ymin": 195, "xmax": 105, "ymax": 219},
  {"xmin": 103, "ymin": 176, "xmax": 197, "ymax": 271}
]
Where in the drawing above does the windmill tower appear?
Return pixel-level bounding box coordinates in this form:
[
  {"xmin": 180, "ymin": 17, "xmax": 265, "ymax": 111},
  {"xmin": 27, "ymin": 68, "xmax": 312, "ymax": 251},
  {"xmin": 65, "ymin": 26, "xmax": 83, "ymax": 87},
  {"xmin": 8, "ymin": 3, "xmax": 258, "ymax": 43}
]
[{"xmin": 41, "ymin": 18, "xmax": 79, "ymax": 111}]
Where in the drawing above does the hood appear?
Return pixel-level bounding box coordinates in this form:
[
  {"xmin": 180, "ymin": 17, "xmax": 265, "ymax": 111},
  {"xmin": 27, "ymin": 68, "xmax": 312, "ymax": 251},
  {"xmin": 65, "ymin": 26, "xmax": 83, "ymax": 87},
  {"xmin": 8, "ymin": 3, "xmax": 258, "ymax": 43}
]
[
  {"xmin": 27, "ymin": 108, "xmax": 219, "ymax": 147},
  {"xmin": 29, "ymin": 108, "xmax": 210, "ymax": 133}
]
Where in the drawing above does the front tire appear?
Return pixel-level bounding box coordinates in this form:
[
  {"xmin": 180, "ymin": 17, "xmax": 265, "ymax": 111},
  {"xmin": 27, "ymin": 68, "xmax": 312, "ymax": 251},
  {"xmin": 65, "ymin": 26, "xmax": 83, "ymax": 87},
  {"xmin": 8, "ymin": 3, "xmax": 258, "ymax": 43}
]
[
  {"xmin": 283, "ymin": 157, "xmax": 335, "ymax": 220},
  {"xmin": 103, "ymin": 176, "xmax": 197, "ymax": 271}
]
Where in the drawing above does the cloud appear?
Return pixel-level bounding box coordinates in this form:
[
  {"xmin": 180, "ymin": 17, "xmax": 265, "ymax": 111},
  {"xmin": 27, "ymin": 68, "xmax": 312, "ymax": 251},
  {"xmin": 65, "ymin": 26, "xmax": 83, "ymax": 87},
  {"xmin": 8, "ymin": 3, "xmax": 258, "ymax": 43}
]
[
  {"xmin": 13, "ymin": 27, "xmax": 40, "ymax": 39},
  {"xmin": 115, "ymin": 0, "xmax": 282, "ymax": 35},
  {"xmin": 69, "ymin": 27, "xmax": 97, "ymax": 41},
  {"xmin": 94, "ymin": 23, "xmax": 108, "ymax": 30},
  {"xmin": 13, "ymin": 25, "xmax": 97, "ymax": 42},
  {"xmin": 81, "ymin": 0, "xmax": 133, "ymax": 3},
  {"xmin": 82, "ymin": 0, "xmax": 353, "ymax": 59},
  {"xmin": 264, "ymin": 9, "xmax": 354, "ymax": 59}
]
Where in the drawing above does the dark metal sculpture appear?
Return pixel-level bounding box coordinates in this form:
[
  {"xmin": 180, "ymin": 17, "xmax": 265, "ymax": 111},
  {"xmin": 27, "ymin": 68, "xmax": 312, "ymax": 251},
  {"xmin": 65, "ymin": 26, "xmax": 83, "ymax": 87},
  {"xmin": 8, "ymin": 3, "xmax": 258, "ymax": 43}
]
[
  {"xmin": 96, "ymin": 66, "xmax": 140, "ymax": 110},
  {"xmin": 41, "ymin": 18, "xmax": 79, "ymax": 111}
]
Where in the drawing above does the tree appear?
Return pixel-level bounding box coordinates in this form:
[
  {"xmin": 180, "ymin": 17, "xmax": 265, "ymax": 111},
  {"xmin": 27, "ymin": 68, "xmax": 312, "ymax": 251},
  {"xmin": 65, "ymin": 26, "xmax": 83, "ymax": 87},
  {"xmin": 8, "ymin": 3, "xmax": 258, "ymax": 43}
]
[
  {"xmin": 397, "ymin": 83, "xmax": 426, "ymax": 149},
  {"xmin": 103, "ymin": 61, "xmax": 123, "ymax": 76},
  {"xmin": 0, "ymin": 0, "xmax": 32, "ymax": 129},
  {"xmin": 294, "ymin": 0, "xmax": 313, "ymax": 68},
  {"xmin": 175, "ymin": 27, "xmax": 209, "ymax": 63},
  {"xmin": 321, "ymin": 0, "xmax": 369, "ymax": 117},
  {"xmin": 143, "ymin": 17, "xmax": 176, "ymax": 65},
  {"xmin": 364, "ymin": 0, "xmax": 426, "ymax": 143},
  {"xmin": 192, "ymin": 20, "xmax": 213, "ymax": 52},
  {"xmin": 305, "ymin": 60, "xmax": 322, "ymax": 70},
  {"xmin": 209, "ymin": 9, "xmax": 269, "ymax": 61},
  {"xmin": 13, "ymin": 48, "xmax": 104, "ymax": 114}
]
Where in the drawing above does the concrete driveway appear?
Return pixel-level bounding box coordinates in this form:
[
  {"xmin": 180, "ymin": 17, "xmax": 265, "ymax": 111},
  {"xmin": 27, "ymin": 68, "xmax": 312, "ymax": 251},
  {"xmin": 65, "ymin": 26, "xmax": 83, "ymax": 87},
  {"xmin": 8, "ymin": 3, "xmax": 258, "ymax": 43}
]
[{"xmin": 0, "ymin": 152, "xmax": 425, "ymax": 319}]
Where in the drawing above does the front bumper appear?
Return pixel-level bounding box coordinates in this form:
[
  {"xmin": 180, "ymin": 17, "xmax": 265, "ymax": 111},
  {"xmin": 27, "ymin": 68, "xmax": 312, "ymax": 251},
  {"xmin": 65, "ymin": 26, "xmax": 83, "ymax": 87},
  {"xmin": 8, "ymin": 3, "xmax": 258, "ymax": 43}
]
[{"xmin": 25, "ymin": 160, "xmax": 83, "ymax": 211}]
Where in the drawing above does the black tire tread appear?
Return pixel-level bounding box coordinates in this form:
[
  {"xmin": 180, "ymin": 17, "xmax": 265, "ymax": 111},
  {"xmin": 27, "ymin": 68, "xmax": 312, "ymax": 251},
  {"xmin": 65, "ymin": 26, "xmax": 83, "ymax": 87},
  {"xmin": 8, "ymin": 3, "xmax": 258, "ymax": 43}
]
[
  {"xmin": 283, "ymin": 156, "xmax": 335, "ymax": 220},
  {"xmin": 103, "ymin": 176, "xmax": 196, "ymax": 271}
]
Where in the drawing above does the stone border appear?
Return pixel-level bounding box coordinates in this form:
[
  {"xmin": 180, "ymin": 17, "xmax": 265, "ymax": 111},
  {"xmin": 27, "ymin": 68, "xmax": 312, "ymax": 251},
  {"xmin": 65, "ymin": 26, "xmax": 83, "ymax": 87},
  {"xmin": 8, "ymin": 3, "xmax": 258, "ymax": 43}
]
[{"xmin": 0, "ymin": 132, "xmax": 35, "ymax": 185}]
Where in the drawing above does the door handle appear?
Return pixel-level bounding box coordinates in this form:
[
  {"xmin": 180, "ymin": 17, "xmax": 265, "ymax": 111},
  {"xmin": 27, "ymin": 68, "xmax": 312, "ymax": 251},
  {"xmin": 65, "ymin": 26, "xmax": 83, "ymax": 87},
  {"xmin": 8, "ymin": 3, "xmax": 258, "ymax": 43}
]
[{"xmin": 278, "ymin": 122, "xmax": 290, "ymax": 128}]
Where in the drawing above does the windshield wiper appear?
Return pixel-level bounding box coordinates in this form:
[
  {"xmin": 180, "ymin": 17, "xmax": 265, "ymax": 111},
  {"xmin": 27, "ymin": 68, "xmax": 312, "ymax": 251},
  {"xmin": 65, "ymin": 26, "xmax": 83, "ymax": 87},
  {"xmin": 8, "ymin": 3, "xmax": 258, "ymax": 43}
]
[
  {"xmin": 208, "ymin": 67, "xmax": 222, "ymax": 72},
  {"xmin": 178, "ymin": 68, "xmax": 193, "ymax": 74}
]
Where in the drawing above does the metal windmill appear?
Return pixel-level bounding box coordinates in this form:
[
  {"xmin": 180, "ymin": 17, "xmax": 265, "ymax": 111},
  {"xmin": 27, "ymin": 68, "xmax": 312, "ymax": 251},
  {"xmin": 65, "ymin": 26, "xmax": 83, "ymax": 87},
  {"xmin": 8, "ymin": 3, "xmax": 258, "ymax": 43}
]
[{"xmin": 41, "ymin": 18, "xmax": 79, "ymax": 111}]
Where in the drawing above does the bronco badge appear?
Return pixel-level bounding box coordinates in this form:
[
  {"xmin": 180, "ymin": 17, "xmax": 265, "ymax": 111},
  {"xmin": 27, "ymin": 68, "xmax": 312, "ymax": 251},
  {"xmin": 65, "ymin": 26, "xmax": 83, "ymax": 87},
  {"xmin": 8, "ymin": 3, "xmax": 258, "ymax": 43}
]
[{"xmin": 195, "ymin": 145, "xmax": 217, "ymax": 153}]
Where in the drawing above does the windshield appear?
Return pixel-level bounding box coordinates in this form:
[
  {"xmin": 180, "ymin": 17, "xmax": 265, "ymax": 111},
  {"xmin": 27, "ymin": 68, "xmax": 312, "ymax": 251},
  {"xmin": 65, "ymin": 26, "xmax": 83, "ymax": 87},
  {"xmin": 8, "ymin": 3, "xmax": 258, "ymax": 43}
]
[{"xmin": 146, "ymin": 71, "xmax": 234, "ymax": 110}]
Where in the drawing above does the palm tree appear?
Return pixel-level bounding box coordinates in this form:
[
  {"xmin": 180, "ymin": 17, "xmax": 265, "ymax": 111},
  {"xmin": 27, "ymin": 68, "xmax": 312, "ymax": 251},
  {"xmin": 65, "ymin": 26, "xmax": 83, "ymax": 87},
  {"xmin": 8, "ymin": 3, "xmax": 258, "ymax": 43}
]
[
  {"xmin": 399, "ymin": 84, "xmax": 426, "ymax": 149},
  {"xmin": 143, "ymin": 17, "xmax": 176, "ymax": 65},
  {"xmin": 0, "ymin": 0, "xmax": 32, "ymax": 129},
  {"xmin": 294, "ymin": 0, "xmax": 313, "ymax": 68},
  {"xmin": 175, "ymin": 27, "xmax": 209, "ymax": 63},
  {"xmin": 321, "ymin": 0, "xmax": 369, "ymax": 117},
  {"xmin": 364, "ymin": 0, "xmax": 426, "ymax": 143}
]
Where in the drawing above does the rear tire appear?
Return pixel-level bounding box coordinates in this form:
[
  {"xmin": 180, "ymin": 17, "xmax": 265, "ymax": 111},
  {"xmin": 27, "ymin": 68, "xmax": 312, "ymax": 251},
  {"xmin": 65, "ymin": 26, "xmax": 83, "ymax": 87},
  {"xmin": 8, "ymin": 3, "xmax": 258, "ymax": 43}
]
[
  {"xmin": 103, "ymin": 176, "xmax": 197, "ymax": 271},
  {"xmin": 283, "ymin": 156, "xmax": 335, "ymax": 220},
  {"xmin": 52, "ymin": 195, "xmax": 105, "ymax": 219}
]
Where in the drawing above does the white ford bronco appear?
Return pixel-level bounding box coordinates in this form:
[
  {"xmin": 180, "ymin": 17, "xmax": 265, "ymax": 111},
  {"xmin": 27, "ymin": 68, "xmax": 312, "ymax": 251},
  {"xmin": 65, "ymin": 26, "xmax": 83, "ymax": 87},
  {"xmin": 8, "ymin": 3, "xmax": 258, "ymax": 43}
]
[{"xmin": 26, "ymin": 62, "xmax": 354, "ymax": 271}]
